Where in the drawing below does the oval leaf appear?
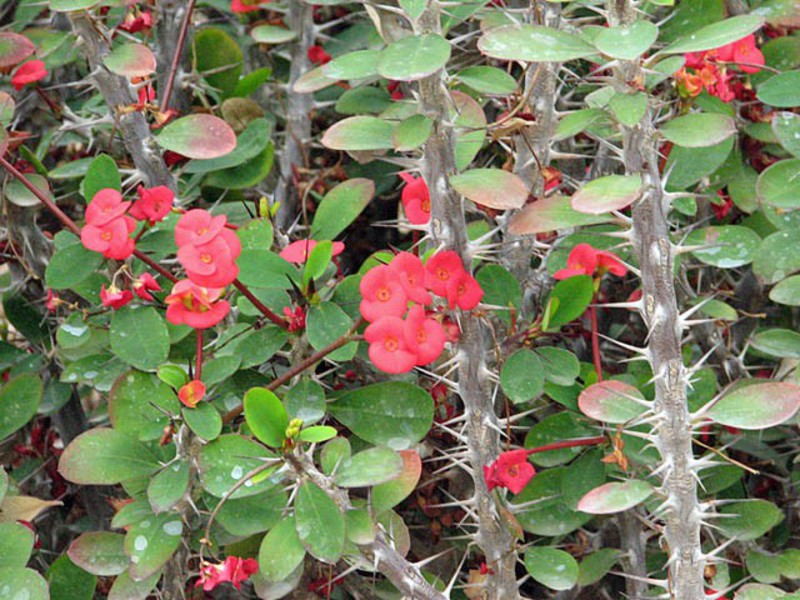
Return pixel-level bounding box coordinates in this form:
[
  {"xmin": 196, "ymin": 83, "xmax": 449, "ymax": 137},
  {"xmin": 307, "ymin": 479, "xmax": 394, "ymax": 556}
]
[
  {"xmin": 294, "ymin": 482, "xmax": 345, "ymax": 563},
  {"xmin": 577, "ymin": 480, "xmax": 654, "ymax": 514},
  {"xmin": 321, "ymin": 116, "xmax": 395, "ymax": 151},
  {"xmin": 258, "ymin": 516, "xmax": 305, "ymax": 582},
  {"xmin": 334, "ymin": 447, "xmax": 404, "ymax": 488},
  {"xmin": 524, "ymin": 547, "xmax": 579, "ymax": 591},
  {"xmin": 662, "ymin": 15, "xmax": 765, "ymax": 54},
  {"xmin": 371, "ymin": 450, "xmax": 422, "ymax": 515},
  {"xmin": 103, "ymin": 43, "xmax": 156, "ymax": 78},
  {"xmin": 705, "ymin": 382, "xmax": 800, "ymax": 430},
  {"xmin": 58, "ymin": 428, "xmax": 159, "ymax": 484},
  {"xmin": 578, "ymin": 380, "xmax": 648, "ymax": 424},
  {"xmin": 450, "ymin": 168, "xmax": 528, "ymax": 210},
  {"xmin": 376, "ymin": 34, "xmax": 451, "ymax": 81},
  {"xmin": 756, "ymin": 159, "xmax": 800, "ymax": 210},
  {"xmin": 68, "ymin": 532, "xmax": 128, "ymax": 576},
  {"xmin": 571, "ymin": 175, "xmax": 643, "ymax": 214},
  {"xmin": 0, "ymin": 33, "xmax": 35, "ymax": 69},
  {"xmin": 0, "ymin": 374, "xmax": 42, "ymax": 440},
  {"xmin": 660, "ymin": 113, "xmax": 736, "ymax": 148},
  {"xmin": 156, "ymin": 114, "xmax": 237, "ymax": 160},
  {"xmin": 757, "ymin": 70, "xmax": 800, "ymax": 108},
  {"xmin": 311, "ymin": 178, "xmax": 375, "ymax": 240},
  {"xmin": 244, "ymin": 388, "xmax": 288, "ymax": 448},
  {"xmin": 509, "ymin": 195, "xmax": 613, "ymax": 234},
  {"xmin": 686, "ymin": 225, "xmax": 761, "ymax": 268},
  {"xmin": 594, "ymin": 21, "xmax": 658, "ymax": 60},
  {"xmin": 479, "ymin": 25, "xmax": 595, "ymax": 62}
]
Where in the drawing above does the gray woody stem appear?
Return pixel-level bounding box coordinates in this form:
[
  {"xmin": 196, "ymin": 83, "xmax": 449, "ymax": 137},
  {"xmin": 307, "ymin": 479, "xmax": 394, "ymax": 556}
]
[
  {"xmin": 416, "ymin": 4, "xmax": 520, "ymax": 598},
  {"xmin": 274, "ymin": 1, "xmax": 315, "ymax": 229},
  {"xmin": 69, "ymin": 13, "xmax": 176, "ymax": 191},
  {"xmin": 288, "ymin": 454, "xmax": 447, "ymax": 600},
  {"xmin": 609, "ymin": 4, "xmax": 705, "ymax": 598}
]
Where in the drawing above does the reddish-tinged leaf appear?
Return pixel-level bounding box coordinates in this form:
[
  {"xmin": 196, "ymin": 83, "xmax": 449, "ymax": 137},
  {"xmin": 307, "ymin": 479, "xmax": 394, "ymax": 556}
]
[
  {"xmin": 508, "ymin": 195, "xmax": 613, "ymax": 235},
  {"xmin": 450, "ymin": 168, "xmax": 529, "ymax": 210},
  {"xmin": 578, "ymin": 380, "xmax": 648, "ymax": 424},
  {"xmin": 103, "ymin": 43, "xmax": 157, "ymax": 79},
  {"xmin": 67, "ymin": 532, "xmax": 129, "ymax": 576},
  {"xmin": 155, "ymin": 114, "xmax": 237, "ymax": 160},
  {"xmin": 571, "ymin": 175, "xmax": 642, "ymax": 215},
  {"xmin": 0, "ymin": 33, "xmax": 35, "ymax": 69},
  {"xmin": 705, "ymin": 382, "xmax": 800, "ymax": 430},
  {"xmin": 577, "ymin": 480, "xmax": 654, "ymax": 514},
  {"xmin": 371, "ymin": 450, "xmax": 422, "ymax": 515}
]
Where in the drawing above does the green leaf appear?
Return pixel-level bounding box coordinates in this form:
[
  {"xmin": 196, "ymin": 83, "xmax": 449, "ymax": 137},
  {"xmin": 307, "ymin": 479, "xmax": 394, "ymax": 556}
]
[
  {"xmin": 237, "ymin": 249, "xmax": 297, "ymax": 289},
  {"xmin": 524, "ymin": 412, "xmax": 595, "ymax": 467},
  {"xmin": 555, "ymin": 109, "xmax": 608, "ymax": 141},
  {"xmin": 321, "ymin": 437, "xmax": 351, "ymax": 475},
  {"xmin": 686, "ymin": 225, "xmax": 761, "ymax": 268},
  {"xmin": 512, "ymin": 467, "xmax": 592, "ymax": 536},
  {"xmin": 83, "ymin": 153, "xmax": 120, "ymax": 202},
  {"xmin": 303, "ymin": 241, "xmax": 333, "ymax": 287},
  {"xmin": 0, "ymin": 568, "xmax": 48, "ymax": 600},
  {"xmin": 107, "ymin": 570, "xmax": 161, "ymax": 600},
  {"xmin": 594, "ymin": 21, "xmax": 658, "ymax": 60},
  {"xmin": 372, "ymin": 450, "xmax": 422, "ymax": 515},
  {"xmin": 751, "ymin": 329, "xmax": 800, "ymax": 358},
  {"xmin": 771, "ymin": 112, "xmax": 800, "ymax": 157},
  {"xmin": 450, "ymin": 168, "xmax": 529, "ymax": 210},
  {"xmin": 124, "ymin": 512, "xmax": 182, "ymax": 580},
  {"xmin": 224, "ymin": 325, "xmax": 288, "ymax": 369},
  {"xmin": 706, "ymin": 381, "xmax": 800, "ymax": 430},
  {"xmin": 377, "ymin": 34, "xmax": 451, "ymax": 81},
  {"xmin": 321, "ymin": 116, "xmax": 395, "ymax": 151},
  {"xmin": 719, "ymin": 500, "xmax": 784, "ymax": 541},
  {"xmin": 769, "ymin": 275, "xmax": 800, "ymax": 306},
  {"xmin": 335, "ymin": 447, "xmax": 404, "ymax": 488},
  {"xmin": 753, "ymin": 229, "xmax": 800, "ymax": 284},
  {"xmin": 285, "ymin": 378, "xmax": 326, "ymax": 425},
  {"xmin": 536, "ymin": 347, "xmax": 580, "ymax": 387},
  {"xmin": 47, "ymin": 555, "xmax": 97, "ymax": 600},
  {"xmin": 306, "ymin": 303, "xmax": 357, "ymax": 361},
  {"xmin": 336, "ymin": 87, "xmax": 392, "ymax": 115},
  {"xmin": 323, "ymin": 50, "xmax": 380, "ymax": 80},
  {"xmin": 294, "ymin": 482, "xmax": 345, "ymax": 563},
  {"xmin": 312, "ymin": 178, "xmax": 374, "ymax": 241},
  {"xmin": 609, "ymin": 92, "xmax": 648, "ymax": 127},
  {"xmin": 577, "ymin": 480, "xmax": 654, "ymax": 514},
  {"xmin": 215, "ymin": 489, "xmax": 286, "ymax": 537},
  {"xmin": 68, "ymin": 532, "xmax": 128, "ymax": 576},
  {"xmin": 579, "ymin": 380, "xmax": 648, "ymax": 424},
  {"xmin": 456, "ymin": 66, "xmax": 518, "ymax": 95},
  {"xmin": 46, "ymin": 242, "xmax": 104, "ymax": 289},
  {"xmin": 193, "ymin": 28, "xmax": 243, "ymax": 97},
  {"xmin": 182, "ymin": 402, "xmax": 222, "ymax": 441},
  {"xmin": 500, "ymin": 348, "xmax": 545, "ymax": 404},
  {"xmin": 479, "ymin": 25, "xmax": 595, "ymax": 62},
  {"xmin": 198, "ymin": 434, "xmax": 276, "ymax": 499},
  {"xmin": 0, "ymin": 522, "xmax": 34, "ymax": 568},
  {"xmin": 509, "ymin": 195, "xmax": 612, "ymax": 235},
  {"xmin": 205, "ymin": 142, "xmax": 274, "ymax": 190},
  {"xmin": 661, "ymin": 15, "xmax": 765, "ymax": 54},
  {"xmin": 571, "ymin": 175, "xmax": 642, "ymax": 214},
  {"xmin": 524, "ymin": 547, "xmax": 579, "ymax": 591},
  {"xmin": 110, "ymin": 306, "xmax": 170, "ymax": 371},
  {"xmin": 156, "ymin": 114, "xmax": 237, "ymax": 160},
  {"xmin": 747, "ymin": 550, "xmax": 783, "ymax": 584},
  {"xmin": 49, "ymin": 0, "xmax": 99, "ymax": 10},
  {"xmin": 58, "ymin": 428, "xmax": 159, "ymax": 484},
  {"xmin": 103, "ymin": 43, "xmax": 156, "ymax": 78},
  {"xmin": 184, "ymin": 118, "xmax": 271, "ymax": 174},
  {"xmin": 545, "ymin": 275, "xmax": 594, "ymax": 331},
  {"xmin": 5, "ymin": 173, "xmax": 51, "ymax": 208},
  {"xmin": 392, "ymin": 114, "xmax": 434, "ymax": 151},
  {"xmin": 296, "ymin": 425, "xmax": 337, "ymax": 444},
  {"xmin": 329, "ymin": 382, "xmax": 433, "ymax": 449},
  {"xmin": 757, "ymin": 70, "xmax": 800, "ymax": 108},
  {"xmin": 346, "ymin": 509, "xmax": 376, "ymax": 545},
  {"xmin": 147, "ymin": 461, "xmax": 190, "ymax": 513},
  {"xmin": 244, "ymin": 388, "xmax": 288, "ymax": 448},
  {"xmin": 577, "ymin": 549, "xmax": 623, "ymax": 587},
  {"xmin": 250, "ymin": 24, "xmax": 296, "ymax": 44},
  {"xmin": 756, "ymin": 159, "xmax": 800, "ymax": 209},
  {"xmin": 109, "ymin": 371, "xmax": 179, "ymax": 442},
  {"xmin": 258, "ymin": 516, "xmax": 305, "ymax": 582},
  {"xmin": 664, "ymin": 136, "xmax": 734, "ymax": 190},
  {"xmin": 660, "ymin": 113, "xmax": 736, "ymax": 147},
  {"xmin": 0, "ymin": 373, "xmax": 42, "ymax": 440}
]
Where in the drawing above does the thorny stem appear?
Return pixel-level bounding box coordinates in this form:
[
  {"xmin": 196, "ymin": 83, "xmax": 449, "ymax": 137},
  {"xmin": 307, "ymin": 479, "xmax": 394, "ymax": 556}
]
[
  {"xmin": 159, "ymin": 0, "xmax": 195, "ymax": 113},
  {"xmin": 415, "ymin": 4, "xmax": 520, "ymax": 597},
  {"xmin": 590, "ymin": 303, "xmax": 604, "ymax": 381},
  {"xmin": 221, "ymin": 317, "xmax": 366, "ymax": 424},
  {"xmin": 609, "ymin": 3, "xmax": 704, "ymax": 598}
]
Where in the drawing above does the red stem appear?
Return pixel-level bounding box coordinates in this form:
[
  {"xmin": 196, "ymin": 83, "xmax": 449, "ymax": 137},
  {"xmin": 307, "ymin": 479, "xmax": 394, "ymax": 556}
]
[
  {"xmin": 160, "ymin": 0, "xmax": 196, "ymax": 113},
  {"xmin": 0, "ymin": 155, "xmax": 178, "ymax": 283},
  {"xmin": 526, "ymin": 436, "xmax": 606, "ymax": 455},
  {"xmin": 195, "ymin": 329, "xmax": 203, "ymax": 381},
  {"xmin": 590, "ymin": 301, "xmax": 603, "ymax": 382},
  {"xmin": 232, "ymin": 279, "xmax": 288, "ymax": 329}
]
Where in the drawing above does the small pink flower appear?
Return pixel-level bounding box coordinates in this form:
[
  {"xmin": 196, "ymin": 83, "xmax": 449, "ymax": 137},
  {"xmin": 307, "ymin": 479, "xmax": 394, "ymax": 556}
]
[
  {"xmin": 230, "ymin": 0, "xmax": 268, "ymax": 13},
  {"xmin": 424, "ymin": 250, "xmax": 464, "ymax": 297},
  {"xmin": 85, "ymin": 189, "xmax": 130, "ymax": 227},
  {"xmin": 196, "ymin": 556, "xmax": 258, "ymax": 591},
  {"xmin": 133, "ymin": 273, "xmax": 161, "ymax": 301},
  {"xmin": 177, "ymin": 236, "xmax": 238, "ymax": 288},
  {"xmin": 483, "ymin": 449, "xmax": 536, "ymax": 494},
  {"xmin": 553, "ymin": 243, "xmax": 598, "ymax": 280},
  {"xmin": 279, "ymin": 239, "xmax": 345, "ymax": 264},
  {"xmin": 165, "ymin": 280, "xmax": 230, "ymax": 330},
  {"xmin": 12, "ymin": 60, "xmax": 47, "ymax": 91},
  {"xmin": 81, "ymin": 216, "xmax": 137, "ymax": 260},
  {"xmin": 364, "ymin": 317, "xmax": 417, "ymax": 374},
  {"xmin": 129, "ymin": 185, "xmax": 173, "ymax": 225},
  {"xmin": 359, "ymin": 265, "xmax": 409, "ymax": 322},
  {"xmin": 399, "ymin": 173, "xmax": 431, "ymax": 225},
  {"xmin": 100, "ymin": 285, "xmax": 133, "ymax": 310},
  {"xmin": 403, "ymin": 305, "xmax": 446, "ymax": 366},
  {"xmin": 308, "ymin": 45, "xmax": 332, "ymax": 65},
  {"xmin": 446, "ymin": 270, "xmax": 483, "ymax": 311},
  {"xmin": 389, "ymin": 252, "xmax": 432, "ymax": 305}
]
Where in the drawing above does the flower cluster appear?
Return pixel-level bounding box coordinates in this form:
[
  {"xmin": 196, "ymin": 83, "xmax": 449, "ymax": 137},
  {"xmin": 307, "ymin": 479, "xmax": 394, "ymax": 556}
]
[
  {"xmin": 165, "ymin": 279, "xmax": 231, "ymax": 330},
  {"xmin": 483, "ymin": 449, "xmax": 536, "ymax": 495},
  {"xmin": 175, "ymin": 209, "xmax": 241, "ymax": 288},
  {"xmin": 11, "ymin": 60, "xmax": 47, "ymax": 91},
  {"xmin": 399, "ymin": 173, "xmax": 431, "ymax": 225},
  {"xmin": 553, "ymin": 243, "xmax": 627, "ymax": 282},
  {"xmin": 196, "ymin": 556, "xmax": 258, "ymax": 591},
  {"xmin": 361, "ymin": 251, "xmax": 482, "ymax": 374},
  {"xmin": 81, "ymin": 189, "xmax": 138, "ymax": 260},
  {"xmin": 675, "ymin": 34, "xmax": 764, "ymax": 102}
]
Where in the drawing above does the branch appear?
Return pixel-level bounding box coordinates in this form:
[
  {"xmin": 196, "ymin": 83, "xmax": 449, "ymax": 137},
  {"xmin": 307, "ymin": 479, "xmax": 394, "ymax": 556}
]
[
  {"xmin": 608, "ymin": 4, "xmax": 705, "ymax": 598},
  {"xmin": 415, "ymin": 4, "xmax": 520, "ymax": 597},
  {"xmin": 68, "ymin": 12, "xmax": 176, "ymax": 191},
  {"xmin": 156, "ymin": 0, "xmax": 196, "ymax": 113}
]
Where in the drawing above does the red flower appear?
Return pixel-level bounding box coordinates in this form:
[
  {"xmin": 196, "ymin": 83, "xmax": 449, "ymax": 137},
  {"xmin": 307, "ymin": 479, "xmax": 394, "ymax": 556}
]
[
  {"xmin": 100, "ymin": 285, "xmax": 133, "ymax": 310},
  {"xmin": 177, "ymin": 236, "xmax": 239, "ymax": 288},
  {"xmin": 387, "ymin": 80, "xmax": 404, "ymax": 100},
  {"xmin": 165, "ymin": 280, "xmax": 230, "ymax": 329},
  {"xmin": 483, "ymin": 449, "xmax": 536, "ymax": 494},
  {"xmin": 308, "ymin": 45, "xmax": 332, "ymax": 65},
  {"xmin": 174, "ymin": 209, "xmax": 228, "ymax": 247},
  {"xmin": 118, "ymin": 10, "xmax": 152, "ymax": 33},
  {"xmin": 283, "ymin": 306, "xmax": 306, "ymax": 332},
  {"xmin": 714, "ymin": 34, "xmax": 764, "ymax": 74},
  {"xmin": 129, "ymin": 185, "xmax": 173, "ymax": 225},
  {"xmin": 133, "ymin": 273, "xmax": 161, "ymax": 301},
  {"xmin": 11, "ymin": 60, "xmax": 47, "ymax": 91},
  {"xmin": 196, "ymin": 556, "xmax": 258, "ymax": 591},
  {"xmin": 178, "ymin": 380, "xmax": 205, "ymax": 408},
  {"xmin": 553, "ymin": 243, "xmax": 598, "ymax": 280},
  {"xmin": 230, "ymin": 0, "xmax": 267, "ymax": 13},
  {"xmin": 389, "ymin": 252, "xmax": 432, "ymax": 305},
  {"xmin": 399, "ymin": 173, "xmax": 431, "ymax": 225},
  {"xmin": 85, "ymin": 189, "xmax": 131, "ymax": 226},
  {"xmin": 279, "ymin": 239, "xmax": 345, "ymax": 264},
  {"xmin": 359, "ymin": 265, "xmax": 409, "ymax": 322},
  {"xmin": 424, "ymin": 250, "xmax": 464, "ymax": 297},
  {"xmin": 446, "ymin": 270, "xmax": 483, "ymax": 311},
  {"xmin": 45, "ymin": 290, "xmax": 59, "ymax": 313},
  {"xmin": 364, "ymin": 317, "xmax": 417, "ymax": 374},
  {"xmin": 675, "ymin": 68, "xmax": 704, "ymax": 98},
  {"xmin": 81, "ymin": 215, "xmax": 137, "ymax": 260},
  {"xmin": 595, "ymin": 250, "xmax": 627, "ymax": 277},
  {"xmin": 403, "ymin": 305, "xmax": 446, "ymax": 366}
]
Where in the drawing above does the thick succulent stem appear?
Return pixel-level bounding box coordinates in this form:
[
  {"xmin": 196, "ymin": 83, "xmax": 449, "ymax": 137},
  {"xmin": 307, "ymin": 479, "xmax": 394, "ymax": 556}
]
[
  {"xmin": 609, "ymin": 5, "xmax": 704, "ymax": 598},
  {"xmin": 155, "ymin": 0, "xmax": 195, "ymax": 114},
  {"xmin": 274, "ymin": 1, "xmax": 314, "ymax": 229},
  {"xmin": 416, "ymin": 4, "xmax": 520, "ymax": 598},
  {"xmin": 69, "ymin": 13, "xmax": 175, "ymax": 191}
]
